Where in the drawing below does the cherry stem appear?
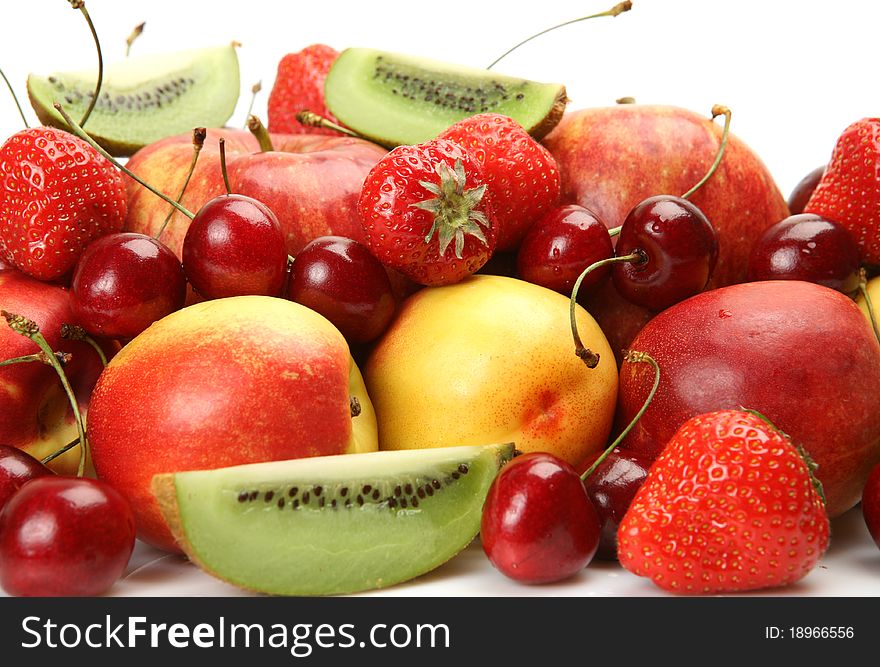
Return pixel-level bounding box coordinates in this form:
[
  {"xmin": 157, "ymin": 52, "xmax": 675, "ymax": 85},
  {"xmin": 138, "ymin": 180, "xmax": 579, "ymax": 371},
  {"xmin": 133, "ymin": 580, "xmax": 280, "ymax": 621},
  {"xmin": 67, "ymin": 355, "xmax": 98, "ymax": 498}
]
[
  {"xmin": 859, "ymin": 268, "xmax": 880, "ymax": 346},
  {"xmin": 607, "ymin": 225, "xmax": 621, "ymax": 238},
  {"xmin": 60, "ymin": 323, "xmax": 107, "ymax": 367},
  {"xmin": 69, "ymin": 0, "xmax": 103, "ymax": 129},
  {"xmin": 0, "ymin": 66, "xmax": 29, "ymax": 128},
  {"xmin": 54, "ymin": 102, "xmax": 196, "ymax": 220},
  {"xmin": 580, "ymin": 350, "xmax": 660, "ymax": 482},
  {"xmin": 0, "ymin": 351, "xmax": 71, "ymax": 368},
  {"xmin": 487, "ymin": 1, "xmax": 632, "ymax": 70},
  {"xmin": 2, "ymin": 310, "xmax": 88, "ymax": 477},
  {"xmin": 681, "ymin": 104, "xmax": 731, "ymax": 200},
  {"xmin": 242, "ymin": 81, "xmax": 262, "ymax": 128},
  {"xmin": 125, "ymin": 21, "xmax": 145, "ymax": 57},
  {"xmin": 570, "ymin": 253, "xmax": 643, "ymax": 367},
  {"xmin": 296, "ymin": 110, "xmax": 361, "ymax": 138},
  {"xmin": 247, "ymin": 115, "xmax": 275, "ymax": 152},
  {"xmin": 219, "ymin": 138, "xmax": 232, "ymax": 196},
  {"xmin": 157, "ymin": 127, "xmax": 206, "ymax": 238},
  {"xmin": 41, "ymin": 436, "xmax": 81, "ymax": 465}
]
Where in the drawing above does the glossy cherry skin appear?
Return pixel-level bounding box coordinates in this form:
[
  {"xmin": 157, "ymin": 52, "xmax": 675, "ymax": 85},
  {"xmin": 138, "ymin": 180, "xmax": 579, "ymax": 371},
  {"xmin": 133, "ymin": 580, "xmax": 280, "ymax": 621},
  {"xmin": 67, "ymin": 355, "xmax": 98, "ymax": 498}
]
[
  {"xmin": 579, "ymin": 448, "xmax": 651, "ymax": 560},
  {"xmin": 288, "ymin": 236, "xmax": 396, "ymax": 343},
  {"xmin": 516, "ymin": 205, "xmax": 614, "ymax": 299},
  {"xmin": 788, "ymin": 166, "xmax": 825, "ymax": 216},
  {"xmin": 183, "ymin": 194, "xmax": 288, "ymax": 299},
  {"xmin": 0, "ymin": 445, "xmax": 52, "ymax": 512},
  {"xmin": 481, "ymin": 452, "xmax": 600, "ymax": 584},
  {"xmin": 612, "ymin": 195, "xmax": 719, "ymax": 311},
  {"xmin": 747, "ymin": 214, "xmax": 860, "ymax": 295},
  {"xmin": 863, "ymin": 463, "xmax": 880, "ymax": 550},
  {"xmin": 71, "ymin": 232, "xmax": 186, "ymax": 339},
  {"xmin": 0, "ymin": 476, "xmax": 136, "ymax": 596}
]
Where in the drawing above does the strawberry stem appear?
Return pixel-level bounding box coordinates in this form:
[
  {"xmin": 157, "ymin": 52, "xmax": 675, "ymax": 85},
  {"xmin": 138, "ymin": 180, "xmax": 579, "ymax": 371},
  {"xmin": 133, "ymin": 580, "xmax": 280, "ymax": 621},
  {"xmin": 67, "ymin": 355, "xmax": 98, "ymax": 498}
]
[
  {"xmin": 157, "ymin": 127, "xmax": 206, "ymax": 238},
  {"xmin": 54, "ymin": 102, "xmax": 196, "ymax": 220},
  {"xmin": 681, "ymin": 105, "xmax": 731, "ymax": 200},
  {"xmin": 60, "ymin": 323, "xmax": 107, "ymax": 367},
  {"xmin": 0, "ymin": 66, "xmax": 29, "ymax": 128},
  {"xmin": 859, "ymin": 268, "xmax": 880, "ymax": 346},
  {"xmin": 296, "ymin": 110, "xmax": 361, "ymax": 138},
  {"xmin": 68, "ymin": 0, "xmax": 103, "ymax": 129},
  {"xmin": 247, "ymin": 115, "xmax": 275, "ymax": 152},
  {"xmin": 2, "ymin": 310, "xmax": 88, "ymax": 477},
  {"xmin": 487, "ymin": 1, "xmax": 632, "ymax": 70},
  {"xmin": 570, "ymin": 253, "xmax": 643, "ymax": 367},
  {"xmin": 581, "ymin": 350, "xmax": 660, "ymax": 482},
  {"xmin": 125, "ymin": 21, "xmax": 145, "ymax": 58},
  {"xmin": 219, "ymin": 138, "xmax": 232, "ymax": 196}
]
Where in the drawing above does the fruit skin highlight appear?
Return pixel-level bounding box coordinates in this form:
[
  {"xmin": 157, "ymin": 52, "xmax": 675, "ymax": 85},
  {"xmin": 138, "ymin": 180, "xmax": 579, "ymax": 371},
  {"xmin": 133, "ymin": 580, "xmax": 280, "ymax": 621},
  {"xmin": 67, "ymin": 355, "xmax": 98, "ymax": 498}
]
[
  {"xmin": 153, "ymin": 444, "xmax": 514, "ymax": 595},
  {"xmin": 365, "ymin": 275, "xmax": 618, "ymax": 466},
  {"xmin": 88, "ymin": 296, "xmax": 378, "ymax": 552}
]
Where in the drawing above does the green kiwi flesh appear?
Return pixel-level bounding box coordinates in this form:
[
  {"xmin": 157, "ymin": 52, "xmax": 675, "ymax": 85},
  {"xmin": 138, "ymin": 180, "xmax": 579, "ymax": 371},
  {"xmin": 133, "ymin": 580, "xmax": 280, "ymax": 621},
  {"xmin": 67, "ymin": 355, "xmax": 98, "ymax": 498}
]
[
  {"xmin": 27, "ymin": 45, "xmax": 240, "ymax": 156},
  {"xmin": 153, "ymin": 443, "xmax": 515, "ymax": 596},
  {"xmin": 324, "ymin": 48, "xmax": 566, "ymax": 147}
]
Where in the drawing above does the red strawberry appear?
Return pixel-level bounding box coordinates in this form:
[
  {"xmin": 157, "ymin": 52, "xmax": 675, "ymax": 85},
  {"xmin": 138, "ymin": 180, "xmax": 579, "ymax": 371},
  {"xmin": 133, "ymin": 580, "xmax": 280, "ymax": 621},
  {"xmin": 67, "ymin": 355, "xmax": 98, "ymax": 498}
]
[
  {"xmin": 0, "ymin": 127, "xmax": 127, "ymax": 282},
  {"xmin": 268, "ymin": 44, "xmax": 341, "ymax": 136},
  {"xmin": 618, "ymin": 409, "xmax": 829, "ymax": 594},
  {"xmin": 804, "ymin": 117, "xmax": 880, "ymax": 264},
  {"xmin": 358, "ymin": 138, "xmax": 498, "ymax": 286},
  {"xmin": 439, "ymin": 113, "xmax": 560, "ymax": 251}
]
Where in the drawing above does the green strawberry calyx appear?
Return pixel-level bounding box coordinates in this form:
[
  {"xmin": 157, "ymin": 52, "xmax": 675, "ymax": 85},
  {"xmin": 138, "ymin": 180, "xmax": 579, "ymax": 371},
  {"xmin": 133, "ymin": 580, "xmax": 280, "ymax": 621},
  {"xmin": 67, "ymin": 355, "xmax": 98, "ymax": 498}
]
[{"xmin": 410, "ymin": 158, "xmax": 490, "ymax": 259}]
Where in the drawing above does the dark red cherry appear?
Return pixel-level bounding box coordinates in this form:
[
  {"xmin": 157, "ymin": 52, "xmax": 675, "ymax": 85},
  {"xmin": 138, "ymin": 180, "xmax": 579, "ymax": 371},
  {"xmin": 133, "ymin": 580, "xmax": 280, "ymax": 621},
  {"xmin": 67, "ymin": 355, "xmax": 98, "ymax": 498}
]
[
  {"xmin": 0, "ymin": 476, "xmax": 136, "ymax": 596},
  {"xmin": 612, "ymin": 195, "xmax": 718, "ymax": 311},
  {"xmin": 516, "ymin": 205, "xmax": 614, "ymax": 299},
  {"xmin": 788, "ymin": 166, "xmax": 825, "ymax": 216},
  {"xmin": 183, "ymin": 194, "xmax": 288, "ymax": 299},
  {"xmin": 0, "ymin": 445, "xmax": 52, "ymax": 511},
  {"xmin": 71, "ymin": 232, "xmax": 186, "ymax": 339},
  {"xmin": 864, "ymin": 463, "xmax": 880, "ymax": 550},
  {"xmin": 288, "ymin": 236, "xmax": 396, "ymax": 344},
  {"xmin": 481, "ymin": 452, "xmax": 600, "ymax": 584},
  {"xmin": 747, "ymin": 214, "xmax": 860, "ymax": 295},
  {"xmin": 579, "ymin": 448, "xmax": 651, "ymax": 560}
]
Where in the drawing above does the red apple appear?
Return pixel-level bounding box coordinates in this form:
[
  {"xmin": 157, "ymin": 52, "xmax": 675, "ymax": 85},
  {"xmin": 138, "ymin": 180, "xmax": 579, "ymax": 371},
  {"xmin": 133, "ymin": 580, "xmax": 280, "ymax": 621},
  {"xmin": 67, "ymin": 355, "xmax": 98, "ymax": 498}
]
[
  {"xmin": 0, "ymin": 270, "xmax": 109, "ymax": 474},
  {"xmin": 543, "ymin": 105, "xmax": 790, "ymax": 356},
  {"xmin": 616, "ymin": 280, "xmax": 880, "ymax": 517},
  {"xmin": 124, "ymin": 129, "xmax": 387, "ymax": 261},
  {"xmin": 87, "ymin": 295, "xmax": 379, "ymax": 552}
]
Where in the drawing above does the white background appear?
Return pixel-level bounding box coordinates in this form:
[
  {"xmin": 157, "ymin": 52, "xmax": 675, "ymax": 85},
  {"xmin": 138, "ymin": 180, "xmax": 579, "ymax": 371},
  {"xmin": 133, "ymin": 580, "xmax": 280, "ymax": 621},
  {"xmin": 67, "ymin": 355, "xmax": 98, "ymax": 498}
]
[{"xmin": 1, "ymin": 0, "xmax": 879, "ymax": 596}]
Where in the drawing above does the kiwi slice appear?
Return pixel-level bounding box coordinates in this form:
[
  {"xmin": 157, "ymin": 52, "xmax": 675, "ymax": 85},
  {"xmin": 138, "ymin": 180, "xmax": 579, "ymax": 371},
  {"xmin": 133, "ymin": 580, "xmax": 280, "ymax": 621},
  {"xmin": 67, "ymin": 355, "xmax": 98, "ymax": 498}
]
[
  {"xmin": 324, "ymin": 48, "xmax": 566, "ymax": 147},
  {"xmin": 27, "ymin": 45, "xmax": 240, "ymax": 156},
  {"xmin": 153, "ymin": 443, "xmax": 514, "ymax": 595}
]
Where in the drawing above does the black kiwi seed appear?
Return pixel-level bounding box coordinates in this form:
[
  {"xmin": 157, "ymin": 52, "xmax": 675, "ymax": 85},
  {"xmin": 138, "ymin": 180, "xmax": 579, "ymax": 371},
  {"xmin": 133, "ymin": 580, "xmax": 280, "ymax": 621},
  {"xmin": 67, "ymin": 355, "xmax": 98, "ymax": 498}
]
[
  {"xmin": 404, "ymin": 483, "xmax": 414, "ymax": 495},
  {"xmin": 319, "ymin": 497, "xmax": 326, "ymax": 508},
  {"xmin": 277, "ymin": 498, "xmax": 285, "ymax": 509},
  {"xmin": 432, "ymin": 479, "xmax": 441, "ymax": 490},
  {"xmin": 411, "ymin": 497, "xmax": 419, "ymax": 508},
  {"xmin": 394, "ymin": 485, "xmax": 402, "ymax": 497},
  {"xmin": 418, "ymin": 487, "xmax": 426, "ymax": 499},
  {"xmin": 371, "ymin": 489, "xmax": 380, "ymax": 500},
  {"xmin": 357, "ymin": 495, "xmax": 364, "ymax": 506},
  {"xmin": 293, "ymin": 499, "xmax": 300, "ymax": 509},
  {"xmin": 389, "ymin": 498, "xmax": 398, "ymax": 509},
  {"xmin": 345, "ymin": 498, "xmax": 352, "ymax": 508},
  {"xmin": 425, "ymin": 485, "xmax": 434, "ymax": 497},
  {"xmin": 458, "ymin": 464, "xmax": 469, "ymax": 475},
  {"xmin": 313, "ymin": 486, "xmax": 323, "ymax": 497},
  {"xmin": 331, "ymin": 499, "xmax": 337, "ymax": 509},
  {"xmin": 302, "ymin": 491, "xmax": 310, "ymax": 504},
  {"xmin": 340, "ymin": 487, "xmax": 348, "ymax": 497},
  {"xmin": 400, "ymin": 497, "xmax": 408, "ymax": 508},
  {"xmin": 237, "ymin": 491, "xmax": 248, "ymax": 503},
  {"xmin": 249, "ymin": 491, "xmax": 259, "ymax": 501},
  {"xmin": 362, "ymin": 484, "xmax": 372, "ymax": 495},
  {"xmin": 264, "ymin": 490, "xmax": 275, "ymax": 502},
  {"xmin": 288, "ymin": 487, "xmax": 298, "ymax": 498},
  {"xmin": 452, "ymin": 472, "xmax": 460, "ymax": 480}
]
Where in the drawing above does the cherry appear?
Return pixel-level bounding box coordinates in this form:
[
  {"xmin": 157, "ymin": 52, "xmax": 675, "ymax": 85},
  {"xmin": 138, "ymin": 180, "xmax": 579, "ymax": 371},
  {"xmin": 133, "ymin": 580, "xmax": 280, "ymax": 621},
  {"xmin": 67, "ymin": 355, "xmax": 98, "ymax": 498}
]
[
  {"xmin": 288, "ymin": 236, "xmax": 396, "ymax": 343},
  {"xmin": 612, "ymin": 195, "xmax": 719, "ymax": 311},
  {"xmin": 516, "ymin": 205, "xmax": 614, "ymax": 299},
  {"xmin": 182, "ymin": 194, "xmax": 288, "ymax": 300},
  {"xmin": 0, "ymin": 445, "xmax": 52, "ymax": 511},
  {"xmin": 481, "ymin": 452, "xmax": 600, "ymax": 584},
  {"xmin": 747, "ymin": 213, "xmax": 860, "ymax": 295},
  {"xmin": 864, "ymin": 463, "xmax": 880, "ymax": 550},
  {"xmin": 578, "ymin": 447, "xmax": 651, "ymax": 560},
  {"xmin": 788, "ymin": 166, "xmax": 825, "ymax": 216},
  {"xmin": 0, "ymin": 476, "xmax": 135, "ymax": 596},
  {"xmin": 71, "ymin": 232, "xmax": 187, "ymax": 339}
]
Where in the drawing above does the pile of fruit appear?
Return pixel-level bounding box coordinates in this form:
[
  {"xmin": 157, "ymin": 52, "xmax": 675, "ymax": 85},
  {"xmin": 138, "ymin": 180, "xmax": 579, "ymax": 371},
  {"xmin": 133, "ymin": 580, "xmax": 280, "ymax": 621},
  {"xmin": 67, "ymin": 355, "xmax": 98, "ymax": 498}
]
[{"xmin": 2, "ymin": 1, "xmax": 880, "ymax": 597}]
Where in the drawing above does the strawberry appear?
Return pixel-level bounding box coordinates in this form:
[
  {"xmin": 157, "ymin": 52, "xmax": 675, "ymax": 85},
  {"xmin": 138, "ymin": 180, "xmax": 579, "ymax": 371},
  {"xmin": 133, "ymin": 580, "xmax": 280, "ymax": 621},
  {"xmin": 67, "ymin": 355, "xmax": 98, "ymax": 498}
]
[
  {"xmin": 0, "ymin": 127, "xmax": 127, "ymax": 282},
  {"xmin": 267, "ymin": 44, "xmax": 341, "ymax": 136},
  {"xmin": 439, "ymin": 113, "xmax": 560, "ymax": 251},
  {"xmin": 618, "ymin": 409, "xmax": 829, "ymax": 594},
  {"xmin": 358, "ymin": 138, "xmax": 498, "ymax": 286},
  {"xmin": 804, "ymin": 117, "xmax": 880, "ymax": 264}
]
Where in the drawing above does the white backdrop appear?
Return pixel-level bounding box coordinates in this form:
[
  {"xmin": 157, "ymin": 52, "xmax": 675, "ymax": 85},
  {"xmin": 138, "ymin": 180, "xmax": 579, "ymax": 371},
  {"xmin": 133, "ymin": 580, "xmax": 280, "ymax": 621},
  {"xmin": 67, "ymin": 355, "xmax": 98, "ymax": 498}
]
[{"xmin": 0, "ymin": 0, "xmax": 876, "ymax": 199}]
